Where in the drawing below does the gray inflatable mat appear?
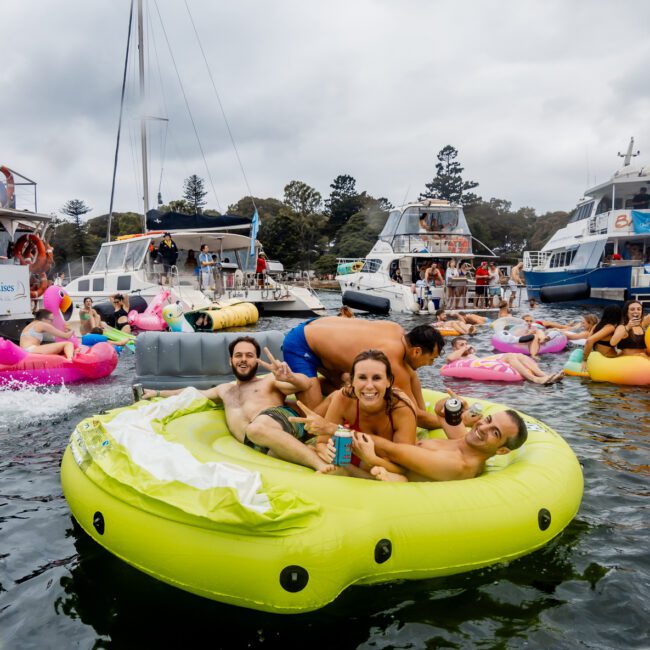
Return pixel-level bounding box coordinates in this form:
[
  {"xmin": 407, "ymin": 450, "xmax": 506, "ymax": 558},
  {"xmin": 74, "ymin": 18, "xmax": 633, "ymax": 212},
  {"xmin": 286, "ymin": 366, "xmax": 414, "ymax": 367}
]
[{"xmin": 134, "ymin": 330, "xmax": 285, "ymax": 390}]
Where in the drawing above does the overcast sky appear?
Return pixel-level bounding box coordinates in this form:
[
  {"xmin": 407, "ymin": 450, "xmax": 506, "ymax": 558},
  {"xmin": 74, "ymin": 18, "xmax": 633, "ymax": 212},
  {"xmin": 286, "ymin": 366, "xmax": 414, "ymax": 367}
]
[{"xmin": 2, "ymin": 0, "xmax": 649, "ymax": 220}]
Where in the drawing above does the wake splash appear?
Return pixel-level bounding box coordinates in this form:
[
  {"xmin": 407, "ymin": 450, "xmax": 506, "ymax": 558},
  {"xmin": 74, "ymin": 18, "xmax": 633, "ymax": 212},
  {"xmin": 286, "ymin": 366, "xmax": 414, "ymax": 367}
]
[{"xmin": 0, "ymin": 380, "xmax": 84, "ymax": 433}]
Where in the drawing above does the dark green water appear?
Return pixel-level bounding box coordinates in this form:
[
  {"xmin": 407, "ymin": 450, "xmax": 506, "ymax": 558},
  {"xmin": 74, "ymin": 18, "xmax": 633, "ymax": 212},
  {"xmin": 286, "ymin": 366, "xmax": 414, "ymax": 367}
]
[{"xmin": 1, "ymin": 294, "xmax": 648, "ymax": 649}]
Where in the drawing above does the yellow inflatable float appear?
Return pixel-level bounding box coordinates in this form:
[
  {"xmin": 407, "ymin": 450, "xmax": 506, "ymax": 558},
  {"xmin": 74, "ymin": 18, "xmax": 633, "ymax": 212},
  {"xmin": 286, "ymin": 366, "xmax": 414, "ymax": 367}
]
[
  {"xmin": 187, "ymin": 300, "xmax": 259, "ymax": 331},
  {"xmin": 586, "ymin": 351, "xmax": 650, "ymax": 385},
  {"xmin": 61, "ymin": 388, "xmax": 583, "ymax": 614}
]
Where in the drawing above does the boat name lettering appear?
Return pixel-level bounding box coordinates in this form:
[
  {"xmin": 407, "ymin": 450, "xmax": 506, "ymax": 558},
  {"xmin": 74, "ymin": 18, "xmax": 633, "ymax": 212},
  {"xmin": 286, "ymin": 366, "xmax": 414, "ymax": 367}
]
[{"xmin": 0, "ymin": 283, "xmax": 16, "ymax": 292}]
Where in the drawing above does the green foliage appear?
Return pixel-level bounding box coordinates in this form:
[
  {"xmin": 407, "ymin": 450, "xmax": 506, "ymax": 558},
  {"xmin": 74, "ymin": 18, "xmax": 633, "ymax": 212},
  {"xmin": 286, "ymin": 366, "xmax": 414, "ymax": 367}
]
[
  {"xmin": 183, "ymin": 175, "xmax": 207, "ymax": 213},
  {"xmin": 227, "ymin": 196, "xmax": 284, "ymax": 220},
  {"xmin": 325, "ymin": 174, "xmax": 366, "ymax": 236},
  {"xmin": 164, "ymin": 199, "xmax": 194, "ymax": 214},
  {"xmin": 60, "ymin": 199, "xmax": 92, "ymax": 258},
  {"xmin": 421, "ymin": 145, "xmax": 481, "ymax": 206},
  {"xmin": 283, "ymin": 180, "xmax": 322, "ymax": 215},
  {"xmin": 313, "ymin": 253, "xmax": 338, "ymax": 276}
]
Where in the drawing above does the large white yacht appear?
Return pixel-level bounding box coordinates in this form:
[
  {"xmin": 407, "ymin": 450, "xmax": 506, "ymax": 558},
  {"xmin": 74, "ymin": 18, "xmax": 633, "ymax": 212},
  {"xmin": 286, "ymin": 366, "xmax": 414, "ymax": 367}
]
[
  {"xmin": 336, "ymin": 199, "xmax": 492, "ymax": 314},
  {"xmin": 524, "ymin": 138, "xmax": 650, "ymax": 307}
]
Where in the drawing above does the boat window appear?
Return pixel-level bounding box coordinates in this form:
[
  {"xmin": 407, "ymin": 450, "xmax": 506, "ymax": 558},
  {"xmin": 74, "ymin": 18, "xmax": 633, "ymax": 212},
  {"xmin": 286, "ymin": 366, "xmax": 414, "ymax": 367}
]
[
  {"xmin": 90, "ymin": 247, "xmax": 109, "ymax": 273},
  {"xmin": 106, "ymin": 244, "xmax": 127, "ymax": 271},
  {"xmin": 429, "ymin": 210, "xmax": 459, "ymax": 232},
  {"xmin": 595, "ymin": 196, "xmax": 611, "ymax": 215},
  {"xmin": 123, "ymin": 239, "xmax": 148, "ymax": 271},
  {"xmin": 378, "ymin": 210, "xmax": 401, "ymax": 238},
  {"xmin": 569, "ymin": 201, "xmax": 594, "ymax": 223},
  {"xmin": 92, "ymin": 278, "xmax": 104, "ymax": 291},
  {"xmin": 78, "ymin": 279, "xmax": 90, "ymax": 292},
  {"xmin": 221, "ymin": 249, "xmax": 239, "ymax": 267},
  {"xmin": 117, "ymin": 275, "xmax": 131, "ymax": 291},
  {"xmin": 571, "ymin": 240, "xmax": 607, "ymax": 269},
  {"xmin": 361, "ymin": 259, "xmax": 382, "ymax": 273}
]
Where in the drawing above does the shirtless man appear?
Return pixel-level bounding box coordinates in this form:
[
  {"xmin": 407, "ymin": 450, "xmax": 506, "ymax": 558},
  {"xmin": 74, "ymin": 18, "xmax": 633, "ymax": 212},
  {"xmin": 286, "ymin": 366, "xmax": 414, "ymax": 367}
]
[
  {"xmin": 433, "ymin": 309, "xmax": 476, "ymax": 335},
  {"xmin": 351, "ymin": 408, "xmax": 528, "ymax": 482},
  {"xmin": 445, "ymin": 337, "xmax": 563, "ymax": 385},
  {"xmin": 506, "ymin": 262, "xmax": 524, "ymax": 308},
  {"xmin": 141, "ymin": 336, "xmax": 332, "ymax": 472},
  {"xmin": 282, "ymin": 318, "xmax": 445, "ymax": 428}
]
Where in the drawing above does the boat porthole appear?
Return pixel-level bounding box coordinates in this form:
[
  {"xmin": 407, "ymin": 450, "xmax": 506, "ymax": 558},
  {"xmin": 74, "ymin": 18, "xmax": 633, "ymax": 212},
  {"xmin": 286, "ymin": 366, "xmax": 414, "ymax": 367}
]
[
  {"xmin": 538, "ymin": 508, "xmax": 551, "ymax": 531},
  {"xmin": 280, "ymin": 565, "xmax": 309, "ymax": 593},
  {"xmin": 93, "ymin": 511, "xmax": 105, "ymax": 535},
  {"xmin": 375, "ymin": 539, "xmax": 392, "ymax": 564}
]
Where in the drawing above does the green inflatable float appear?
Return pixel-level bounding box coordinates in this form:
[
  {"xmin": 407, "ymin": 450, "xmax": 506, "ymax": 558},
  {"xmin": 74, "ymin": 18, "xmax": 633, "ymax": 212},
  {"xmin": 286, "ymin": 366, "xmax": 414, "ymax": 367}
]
[{"xmin": 61, "ymin": 387, "xmax": 583, "ymax": 614}]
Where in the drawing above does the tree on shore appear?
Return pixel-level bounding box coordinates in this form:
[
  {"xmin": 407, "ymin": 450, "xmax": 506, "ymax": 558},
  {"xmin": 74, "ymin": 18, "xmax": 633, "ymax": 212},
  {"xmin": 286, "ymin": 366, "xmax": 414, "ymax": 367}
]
[
  {"xmin": 325, "ymin": 174, "xmax": 366, "ymax": 237},
  {"xmin": 421, "ymin": 145, "xmax": 481, "ymax": 206},
  {"xmin": 60, "ymin": 199, "xmax": 92, "ymax": 257},
  {"xmin": 183, "ymin": 174, "xmax": 207, "ymax": 213}
]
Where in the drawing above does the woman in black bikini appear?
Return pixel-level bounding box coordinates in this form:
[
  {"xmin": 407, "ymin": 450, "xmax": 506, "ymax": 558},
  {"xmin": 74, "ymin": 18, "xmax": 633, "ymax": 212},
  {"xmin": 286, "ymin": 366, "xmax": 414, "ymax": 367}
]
[
  {"xmin": 111, "ymin": 293, "xmax": 131, "ymax": 333},
  {"xmin": 582, "ymin": 305, "xmax": 623, "ymax": 372},
  {"xmin": 610, "ymin": 300, "xmax": 650, "ymax": 357}
]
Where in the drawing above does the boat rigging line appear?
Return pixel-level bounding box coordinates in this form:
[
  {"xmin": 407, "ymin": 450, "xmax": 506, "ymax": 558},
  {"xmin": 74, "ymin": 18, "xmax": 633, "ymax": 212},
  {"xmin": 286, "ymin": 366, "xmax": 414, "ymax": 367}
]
[
  {"xmin": 107, "ymin": 0, "xmax": 134, "ymax": 242},
  {"xmin": 182, "ymin": 0, "xmax": 257, "ymax": 214},
  {"xmin": 152, "ymin": 0, "xmax": 221, "ymax": 213}
]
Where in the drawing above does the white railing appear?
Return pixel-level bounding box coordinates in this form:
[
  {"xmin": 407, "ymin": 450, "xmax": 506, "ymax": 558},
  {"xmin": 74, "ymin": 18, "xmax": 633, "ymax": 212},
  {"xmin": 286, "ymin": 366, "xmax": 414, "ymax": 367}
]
[{"xmin": 523, "ymin": 251, "xmax": 552, "ymax": 271}]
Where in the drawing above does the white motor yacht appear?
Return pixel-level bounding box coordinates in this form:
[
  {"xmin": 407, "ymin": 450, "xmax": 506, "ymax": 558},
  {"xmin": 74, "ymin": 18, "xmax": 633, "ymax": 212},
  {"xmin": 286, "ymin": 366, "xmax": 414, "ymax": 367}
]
[{"xmin": 336, "ymin": 199, "xmax": 494, "ymax": 314}]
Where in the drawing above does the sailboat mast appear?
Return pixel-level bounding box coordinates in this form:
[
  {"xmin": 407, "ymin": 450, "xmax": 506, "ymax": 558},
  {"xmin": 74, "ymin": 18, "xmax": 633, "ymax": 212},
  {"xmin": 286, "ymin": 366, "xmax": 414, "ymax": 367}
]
[{"xmin": 137, "ymin": 0, "xmax": 150, "ymax": 232}]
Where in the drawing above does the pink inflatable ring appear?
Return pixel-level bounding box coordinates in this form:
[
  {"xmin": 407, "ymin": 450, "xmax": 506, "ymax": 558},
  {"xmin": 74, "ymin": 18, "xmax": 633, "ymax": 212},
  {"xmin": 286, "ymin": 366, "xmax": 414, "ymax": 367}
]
[
  {"xmin": 441, "ymin": 355, "xmax": 523, "ymax": 382},
  {"xmin": 491, "ymin": 329, "xmax": 567, "ymax": 355}
]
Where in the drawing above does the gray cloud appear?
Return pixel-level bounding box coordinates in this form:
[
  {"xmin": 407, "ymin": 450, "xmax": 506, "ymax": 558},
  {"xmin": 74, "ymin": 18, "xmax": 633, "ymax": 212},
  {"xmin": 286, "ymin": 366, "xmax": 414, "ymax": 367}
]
[{"xmin": 2, "ymin": 0, "xmax": 649, "ymax": 220}]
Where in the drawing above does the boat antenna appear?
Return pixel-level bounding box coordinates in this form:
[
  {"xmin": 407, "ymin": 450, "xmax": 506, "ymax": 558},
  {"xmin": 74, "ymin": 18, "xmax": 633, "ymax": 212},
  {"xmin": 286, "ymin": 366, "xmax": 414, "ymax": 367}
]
[
  {"xmin": 182, "ymin": 0, "xmax": 257, "ymax": 215},
  {"xmin": 400, "ymin": 185, "xmax": 411, "ymax": 208},
  {"xmin": 107, "ymin": 0, "xmax": 135, "ymax": 242},
  {"xmin": 617, "ymin": 137, "xmax": 640, "ymax": 167}
]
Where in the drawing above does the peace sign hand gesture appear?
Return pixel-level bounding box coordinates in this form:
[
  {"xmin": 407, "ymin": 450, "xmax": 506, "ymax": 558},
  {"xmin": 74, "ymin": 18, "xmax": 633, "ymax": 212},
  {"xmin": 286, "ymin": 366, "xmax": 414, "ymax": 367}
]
[
  {"xmin": 257, "ymin": 347, "xmax": 295, "ymax": 383},
  {"xmin": 288, "ymin": 400, "xmax": 338, "ymax": 437}
]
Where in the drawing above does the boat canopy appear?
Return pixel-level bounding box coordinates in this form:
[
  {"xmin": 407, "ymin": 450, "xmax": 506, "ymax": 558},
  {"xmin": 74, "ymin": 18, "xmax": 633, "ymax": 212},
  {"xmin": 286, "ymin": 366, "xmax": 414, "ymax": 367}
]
[{"xmin": 146, "ymin": 210, "xmax": 250, "ymax": 232}]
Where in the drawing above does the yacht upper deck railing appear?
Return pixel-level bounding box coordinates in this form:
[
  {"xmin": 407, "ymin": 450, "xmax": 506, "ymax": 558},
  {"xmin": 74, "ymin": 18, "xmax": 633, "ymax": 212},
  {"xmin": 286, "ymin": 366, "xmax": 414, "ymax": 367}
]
[
  {"xmin": 382, "ymin": 233, "xmax": 472, "ymax": 255},
  {"xmin": 523, "ymin": 251, "xmax": 552, "ymax": 271}
]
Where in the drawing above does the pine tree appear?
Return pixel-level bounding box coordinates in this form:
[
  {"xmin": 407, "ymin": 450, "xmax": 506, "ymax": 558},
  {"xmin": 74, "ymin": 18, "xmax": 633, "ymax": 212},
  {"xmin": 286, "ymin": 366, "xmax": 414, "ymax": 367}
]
[
  {"xmin": 420, "ymin": 145, "xmax": 481, "ymax": 206},
  {"xmin": 60, "ymin": 199, "xmax": 92, "ymax": 257},
  {"xmin": 182, "ymin": 174, "xmax": 208, "ymax": 213}
]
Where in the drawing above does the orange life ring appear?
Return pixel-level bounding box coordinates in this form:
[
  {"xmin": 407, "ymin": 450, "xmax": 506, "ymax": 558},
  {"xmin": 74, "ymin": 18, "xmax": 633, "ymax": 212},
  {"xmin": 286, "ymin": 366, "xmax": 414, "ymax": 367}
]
[
  {"xmin": 0, "ymin": 165, "xmax": 14, "ymax": 208},
  {"xmin": 614, "ymin": 213, "xmax": 632, "ymax": 229},
  {"xmin": 14, "ymin": 233, "xmax": 48, "ymax": 273}
]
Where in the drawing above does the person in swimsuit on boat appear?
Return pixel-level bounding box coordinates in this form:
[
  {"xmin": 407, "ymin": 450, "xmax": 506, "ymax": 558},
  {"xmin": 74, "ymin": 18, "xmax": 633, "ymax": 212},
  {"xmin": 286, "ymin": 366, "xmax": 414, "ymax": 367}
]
[
  {"xmin": 581, "ymin": 305, "xmax": 623, "ymax": 372},
  {"xmin": 19, "ymin": 309, "xmax": 75, "ymax": 360},
  {"xmin": 349, "ymin": 407, "xmax": 528, "ymax": 482},
  {"xmin": 111, "ymin": 293, "xmax": 131, "ymax": 333},
  {"xmin": 79, "ymin": 297, "xmax": 101, "ymax": 335},
  {"xmin": 288, "ymin": 349, "xmax": 418, "ymax": 477},
  {"xmin": 141, "ymin": 336, "xmax": 334, "ymax": 472},
  {"xmin": 610, "ymin": 300, "xmax": 650, "ymax": 358},
  {"xmin": 282, "ymin": 318, "xmax": 445, "ymax": 429},
  {"xmin": 445, "ymin": 337, "xmax": 564, "ymax": 385}
]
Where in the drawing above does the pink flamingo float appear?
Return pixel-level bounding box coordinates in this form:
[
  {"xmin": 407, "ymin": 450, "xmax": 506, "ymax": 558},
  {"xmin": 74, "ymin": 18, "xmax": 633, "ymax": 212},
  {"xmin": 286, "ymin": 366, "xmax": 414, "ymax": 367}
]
[{"xmin": 128, "ymin": 289, "xmax": 170, "ymax": 331}]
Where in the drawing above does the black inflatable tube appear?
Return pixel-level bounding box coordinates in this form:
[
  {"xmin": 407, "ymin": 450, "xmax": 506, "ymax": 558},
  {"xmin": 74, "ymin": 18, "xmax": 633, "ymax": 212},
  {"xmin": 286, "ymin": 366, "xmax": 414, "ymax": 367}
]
[
  {"xmin": 94, "ymin": 295, "xmax": 148, "ymax": 325},
  {"xmin": 540, "ymin": 282, "xmax": 590, "ymax": 303},
  {"xmin": 342, "ymin": 290, "xmax": 391, "ymax": 315}
]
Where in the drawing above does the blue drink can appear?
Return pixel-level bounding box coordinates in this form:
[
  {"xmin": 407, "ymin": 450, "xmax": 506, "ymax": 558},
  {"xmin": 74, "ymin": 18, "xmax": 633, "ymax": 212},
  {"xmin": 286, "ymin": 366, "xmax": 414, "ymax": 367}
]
[{"xmin": 333, "ymin": 427, "xmax": 353, "ymax": 466}]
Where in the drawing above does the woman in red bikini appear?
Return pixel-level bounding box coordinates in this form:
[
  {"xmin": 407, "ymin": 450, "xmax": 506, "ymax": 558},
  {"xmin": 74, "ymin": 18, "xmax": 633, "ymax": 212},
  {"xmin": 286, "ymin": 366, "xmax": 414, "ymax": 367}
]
[{"xmin": 292, "ymin": 349, "xmax": 417, "ymax": 474}]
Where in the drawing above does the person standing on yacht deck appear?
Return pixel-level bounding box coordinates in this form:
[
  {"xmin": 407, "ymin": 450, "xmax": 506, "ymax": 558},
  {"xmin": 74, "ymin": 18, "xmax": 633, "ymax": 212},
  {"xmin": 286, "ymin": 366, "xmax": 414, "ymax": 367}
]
[
  {"xmin": 158, "ymin": 233, "xmax": 178, "ymax": 285},
  {"xmin": 474, "ymin": 261, "xmax": 489, "ymax": 308},
  {"xmin": 631, "ymin": 187, "xmax": 650, "ymax": 209},
  {"xmin": 506, "ymin": 262, "xmax": 524, "ymax": 308},
  {"xmin": 198, "ymin": 244, "xmax": 214, "ymax": 291}
]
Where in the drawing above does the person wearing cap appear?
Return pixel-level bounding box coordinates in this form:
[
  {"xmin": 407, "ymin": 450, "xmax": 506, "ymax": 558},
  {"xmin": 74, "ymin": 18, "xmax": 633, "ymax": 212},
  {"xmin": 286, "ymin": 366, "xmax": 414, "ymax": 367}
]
[
  {"xmin": 474, "ymin": 261, "xmax": 489, "ymax": 308},
  {"xmin": 158, "ymin": 232, "xmax": 178, "ymax": 285}
]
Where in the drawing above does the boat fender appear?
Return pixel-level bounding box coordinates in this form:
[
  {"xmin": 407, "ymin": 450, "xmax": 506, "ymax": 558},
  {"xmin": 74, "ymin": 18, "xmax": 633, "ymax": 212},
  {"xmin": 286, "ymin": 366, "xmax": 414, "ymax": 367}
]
[
  {"xmin": 540, "ymin": 282, "xmax": 590, "ymax": 303},
  {"xmin": 342, "ymin": 290, "xmax": 390, "ymax": 315}
]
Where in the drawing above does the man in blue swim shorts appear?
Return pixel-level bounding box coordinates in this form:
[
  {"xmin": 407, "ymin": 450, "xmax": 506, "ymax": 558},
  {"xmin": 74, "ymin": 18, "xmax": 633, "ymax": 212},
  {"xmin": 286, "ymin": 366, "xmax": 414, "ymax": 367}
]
[{"xmin": 282, "ymin": 317, "xmax": 445, "ymax": 429}]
